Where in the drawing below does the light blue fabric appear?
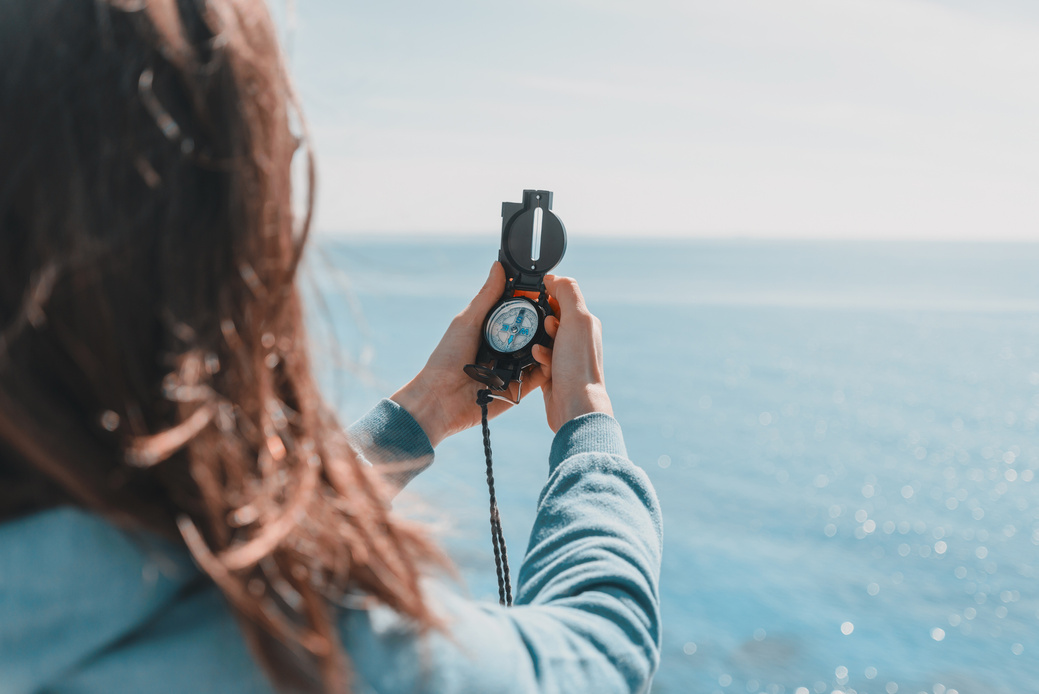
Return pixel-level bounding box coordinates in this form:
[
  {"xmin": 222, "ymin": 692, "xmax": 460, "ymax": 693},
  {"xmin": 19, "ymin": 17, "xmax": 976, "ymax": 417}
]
[{"xmin": 0, "ymin": 401, "xmax": 662, "ymax": 693}]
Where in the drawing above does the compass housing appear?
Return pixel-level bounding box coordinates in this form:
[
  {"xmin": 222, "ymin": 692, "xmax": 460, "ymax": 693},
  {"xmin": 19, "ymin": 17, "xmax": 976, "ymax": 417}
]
[{"xmin": 465, "ymin": 189, "xmax": 566, "ymax": 391}]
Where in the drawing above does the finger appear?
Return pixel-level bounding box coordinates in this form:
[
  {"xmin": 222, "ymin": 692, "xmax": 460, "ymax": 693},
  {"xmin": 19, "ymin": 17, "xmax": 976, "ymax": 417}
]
[
  {"xmin": 522, "ymin": 364, "xmax": 549, "ymax": 394},
  {"xmin": 458, "ymin": 262, "xmax": 505, "ymax": 325},
  {"xmin": 543, "ymin": 316, "xmax": 559, "ymax": 340},
  {"xmin": 542, "ymin": 275, "xmax": 586, "ymax": 318},
  {"xmin": 543, "ymin": 275, "xmax": 562, "ymax": 316},
  {"xmin": 531, "ymin": 343, "xmax": 552, "ymax": 368},
  {"xmin": 531, "ymin": 346, "xmax": 552, "ymax": 384}
]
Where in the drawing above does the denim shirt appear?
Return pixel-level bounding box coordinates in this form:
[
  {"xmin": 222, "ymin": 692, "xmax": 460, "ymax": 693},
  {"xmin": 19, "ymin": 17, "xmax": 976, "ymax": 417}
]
[{"xmin": 0, "ymin": 401, "xmax": 662, "ymax": 693}]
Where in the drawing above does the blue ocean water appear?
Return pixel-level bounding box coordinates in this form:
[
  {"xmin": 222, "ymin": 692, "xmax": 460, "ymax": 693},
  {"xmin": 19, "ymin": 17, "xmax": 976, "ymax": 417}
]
[{"xmin": 306, "ymin": 238, "xmax": 1038, "ymax": 694}]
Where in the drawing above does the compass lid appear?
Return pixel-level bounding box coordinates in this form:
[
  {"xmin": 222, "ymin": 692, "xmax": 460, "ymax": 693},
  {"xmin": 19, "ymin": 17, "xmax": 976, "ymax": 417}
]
[{"xmin": 499, "ymin": 189, "xmax": 566, "ymax": 292}]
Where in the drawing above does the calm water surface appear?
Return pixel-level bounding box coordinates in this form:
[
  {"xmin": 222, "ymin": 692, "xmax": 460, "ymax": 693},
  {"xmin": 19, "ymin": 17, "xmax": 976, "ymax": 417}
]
[{"xmin": 308, "ymin": 239, "xmax": 1039, "ymax": 694}]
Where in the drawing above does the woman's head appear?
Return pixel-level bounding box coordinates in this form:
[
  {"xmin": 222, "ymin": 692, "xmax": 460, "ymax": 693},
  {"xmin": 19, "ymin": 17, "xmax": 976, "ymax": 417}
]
[{"xmin": 0, "ymin": 1, "xmax": 440, "ymax": 689}]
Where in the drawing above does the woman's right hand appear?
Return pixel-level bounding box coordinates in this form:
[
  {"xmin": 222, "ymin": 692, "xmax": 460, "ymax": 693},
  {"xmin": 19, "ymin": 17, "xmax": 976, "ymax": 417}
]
[{"xmin": 531, "ymin": 276, "xmax": 613, "ymax": 432}]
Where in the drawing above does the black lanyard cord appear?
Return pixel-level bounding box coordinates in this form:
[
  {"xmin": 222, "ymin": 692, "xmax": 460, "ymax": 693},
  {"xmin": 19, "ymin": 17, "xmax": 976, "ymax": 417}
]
[{"xmin": 476, "ymin": 389, "xmax": 513, "ymax": 606}]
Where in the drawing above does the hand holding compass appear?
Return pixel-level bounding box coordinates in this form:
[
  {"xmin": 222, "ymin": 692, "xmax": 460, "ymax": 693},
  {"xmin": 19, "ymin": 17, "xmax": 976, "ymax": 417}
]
[
  {"xmin": 392, "ymin": 189, "xmax": 611, "ymax": 446},
  {"xmin": 389, "ymin": 262, "xmax": 550, "ymax": 447},
  {"xmin": 536, "ymin": 274, "xmax": 612, "ymax": 432}
]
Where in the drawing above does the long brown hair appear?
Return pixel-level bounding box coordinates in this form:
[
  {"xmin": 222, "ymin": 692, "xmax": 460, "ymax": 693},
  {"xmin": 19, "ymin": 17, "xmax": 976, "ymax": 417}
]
[{"xmin": 0, "ymin": 0, "xmax": 444, "ymax": 690}]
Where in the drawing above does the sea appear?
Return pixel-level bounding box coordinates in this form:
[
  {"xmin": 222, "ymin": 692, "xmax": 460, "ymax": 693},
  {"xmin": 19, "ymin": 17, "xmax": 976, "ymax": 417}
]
[{"xmin": 305, "ymin": 238, "xmax": 1038, "ymax": 694}]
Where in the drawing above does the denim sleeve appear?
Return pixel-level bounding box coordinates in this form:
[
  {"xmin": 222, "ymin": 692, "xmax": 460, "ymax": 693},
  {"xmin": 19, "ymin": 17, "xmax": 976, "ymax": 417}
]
[
  {"xmin": 348, "ymin": 398, "xmax": 435, "ymax": 491},
  {"xmin": 341, "ymin": 412, "xmax": 663, "ymax": 694}
]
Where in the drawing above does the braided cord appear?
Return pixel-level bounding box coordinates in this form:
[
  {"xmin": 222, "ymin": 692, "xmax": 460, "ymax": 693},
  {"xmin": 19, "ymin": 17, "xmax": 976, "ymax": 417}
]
[{"xmin": 476, "ymin": 389, "xmax": 513, "ymax": 606}]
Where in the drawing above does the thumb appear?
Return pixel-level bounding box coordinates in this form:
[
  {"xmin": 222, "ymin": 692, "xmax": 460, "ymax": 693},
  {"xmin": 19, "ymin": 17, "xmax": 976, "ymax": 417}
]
[{"xmin": 458, "ymin": 262, "xmax": 505, "ymax": 325}]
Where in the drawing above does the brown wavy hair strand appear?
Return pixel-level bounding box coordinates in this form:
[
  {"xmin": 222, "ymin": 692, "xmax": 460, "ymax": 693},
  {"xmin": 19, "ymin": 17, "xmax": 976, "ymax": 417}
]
[{"xmin": 0, "ymin": 1, "xmax": 446, "ymax": 691}]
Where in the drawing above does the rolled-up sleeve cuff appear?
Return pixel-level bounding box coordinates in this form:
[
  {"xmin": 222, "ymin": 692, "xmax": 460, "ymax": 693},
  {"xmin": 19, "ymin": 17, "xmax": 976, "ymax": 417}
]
[
  {"xmin": 549, "ymin": 413, "xmax": 628, "ymax": 473},
  {"xmin": 348, "ymin": 399, "xmax": 435, "ymax": 490}
]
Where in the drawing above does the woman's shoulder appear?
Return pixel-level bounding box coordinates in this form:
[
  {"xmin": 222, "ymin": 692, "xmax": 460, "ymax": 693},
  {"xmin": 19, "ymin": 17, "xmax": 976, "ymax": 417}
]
[
  {"xmin": 0, "ymin": 508, "xmax": 273, "ymax": 693},
  {"xmin": 0, "ymin": 509, "xmax": 534, "ymax": 694}
]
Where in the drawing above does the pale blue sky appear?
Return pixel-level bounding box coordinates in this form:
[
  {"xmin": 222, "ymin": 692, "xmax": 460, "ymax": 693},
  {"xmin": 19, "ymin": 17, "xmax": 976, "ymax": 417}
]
[{"xmin": 275, "ymin": 0, "xmax": 1039, "ymax": 239}]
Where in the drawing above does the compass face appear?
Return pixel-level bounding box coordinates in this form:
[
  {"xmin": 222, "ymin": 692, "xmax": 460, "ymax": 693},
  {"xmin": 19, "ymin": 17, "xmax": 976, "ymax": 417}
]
[{"xmin": 485, "ymin": 299, "xmax": 539, "ymax": 354}]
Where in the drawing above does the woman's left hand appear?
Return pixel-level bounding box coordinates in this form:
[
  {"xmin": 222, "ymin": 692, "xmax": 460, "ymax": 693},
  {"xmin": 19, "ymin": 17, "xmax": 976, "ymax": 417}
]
[{"xmin": 390, "ymin": 262, "xmax": 549, "ymax": 448}]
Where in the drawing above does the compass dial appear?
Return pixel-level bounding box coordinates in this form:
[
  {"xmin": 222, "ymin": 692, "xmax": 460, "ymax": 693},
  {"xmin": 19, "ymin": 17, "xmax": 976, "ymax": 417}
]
[{"xmin": 485, "ymin": 299, "xmax": 539, "ymax": 354}]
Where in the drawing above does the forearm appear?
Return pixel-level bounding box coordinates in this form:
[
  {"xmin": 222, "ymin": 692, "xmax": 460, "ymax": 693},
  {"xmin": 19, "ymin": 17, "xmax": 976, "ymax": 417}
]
[
  {"xmin": 339, "ymin": 413, "xmax": 663, "ymax": 694},
  {"xmin": 348, "ymin": 398, "xmax": 435, "ymax": 491},
  {"xmin": 514, "ymin": 413, "xmax": 663, "ymax": 691}
]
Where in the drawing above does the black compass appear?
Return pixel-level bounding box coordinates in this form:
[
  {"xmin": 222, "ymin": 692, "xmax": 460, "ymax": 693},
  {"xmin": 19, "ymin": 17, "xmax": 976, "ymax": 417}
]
[{"xmin": 464, "ymin": 189, "xmax": 566, "ymax": 393}]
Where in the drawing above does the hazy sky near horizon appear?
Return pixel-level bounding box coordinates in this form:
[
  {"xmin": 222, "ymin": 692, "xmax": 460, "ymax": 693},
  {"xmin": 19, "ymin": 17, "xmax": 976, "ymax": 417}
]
[{"xmin": 278, "ymin": 0, "xmax": 1039, "ymax": 240}]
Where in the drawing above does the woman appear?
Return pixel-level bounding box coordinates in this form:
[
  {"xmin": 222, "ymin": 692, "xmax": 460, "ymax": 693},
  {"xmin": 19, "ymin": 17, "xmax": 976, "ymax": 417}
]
[{"xmin": 0, "ymin": 1, "xmax": 662, "ymax": 692}]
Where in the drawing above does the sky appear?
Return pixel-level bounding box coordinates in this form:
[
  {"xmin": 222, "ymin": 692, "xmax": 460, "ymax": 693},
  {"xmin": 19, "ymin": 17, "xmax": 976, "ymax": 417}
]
[{"xmin": 274, "ymin": 0, "xmax": 1039, "ymax": 240}]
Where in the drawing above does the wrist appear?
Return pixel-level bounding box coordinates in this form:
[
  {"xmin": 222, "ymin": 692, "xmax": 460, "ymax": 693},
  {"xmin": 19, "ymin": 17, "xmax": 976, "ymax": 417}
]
[
  {"xmin": 558, "ymin": 385, "xmax": 613, "ymax": 429},
  {"xmin": 390, "ymin": 378, "xmax": 447, "ymax": 449}
]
